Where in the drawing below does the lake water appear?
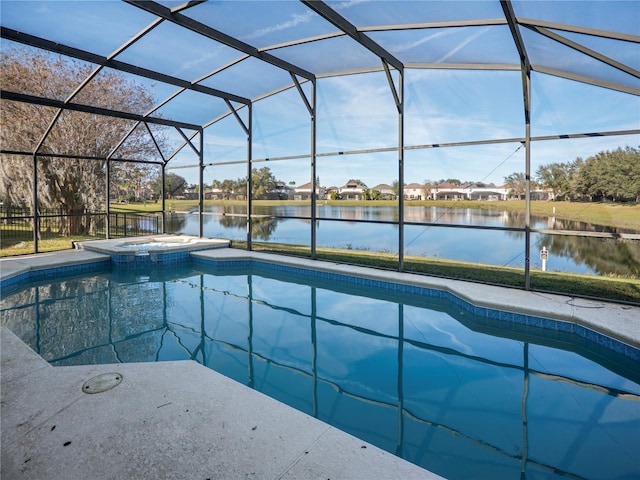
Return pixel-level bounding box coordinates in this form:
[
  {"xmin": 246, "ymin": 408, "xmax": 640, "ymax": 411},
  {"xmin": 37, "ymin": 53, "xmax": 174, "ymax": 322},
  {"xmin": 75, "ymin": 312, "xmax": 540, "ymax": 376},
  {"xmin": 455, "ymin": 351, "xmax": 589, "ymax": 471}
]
[{"xmin": 165, "ymin": 205, "xmax": 640, "ymax": 277}]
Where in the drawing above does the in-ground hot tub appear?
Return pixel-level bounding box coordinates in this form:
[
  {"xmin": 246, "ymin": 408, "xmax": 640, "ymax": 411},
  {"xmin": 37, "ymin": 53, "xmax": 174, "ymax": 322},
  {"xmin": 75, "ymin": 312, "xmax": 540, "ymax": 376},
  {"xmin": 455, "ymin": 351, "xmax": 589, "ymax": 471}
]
[{"xmin": 75, "ymin": 235, "xmax": 230, "ymax": 267}]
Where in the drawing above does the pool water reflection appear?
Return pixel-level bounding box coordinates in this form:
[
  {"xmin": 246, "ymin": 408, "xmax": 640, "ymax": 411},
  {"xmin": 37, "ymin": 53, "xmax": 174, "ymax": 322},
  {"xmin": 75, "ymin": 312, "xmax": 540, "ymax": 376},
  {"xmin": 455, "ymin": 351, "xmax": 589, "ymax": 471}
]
[{"xmin": 1, "ymin": 264, "xmax": 639, "ymax": 480}]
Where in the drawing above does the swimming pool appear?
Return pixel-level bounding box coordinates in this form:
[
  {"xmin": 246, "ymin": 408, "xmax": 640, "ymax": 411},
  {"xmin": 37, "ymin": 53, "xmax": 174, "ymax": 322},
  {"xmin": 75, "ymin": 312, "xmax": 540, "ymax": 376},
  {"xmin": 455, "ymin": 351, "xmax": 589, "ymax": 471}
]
[{"xmin": 1, "ymin": 260, "xmax": 638, "ymax": 480}]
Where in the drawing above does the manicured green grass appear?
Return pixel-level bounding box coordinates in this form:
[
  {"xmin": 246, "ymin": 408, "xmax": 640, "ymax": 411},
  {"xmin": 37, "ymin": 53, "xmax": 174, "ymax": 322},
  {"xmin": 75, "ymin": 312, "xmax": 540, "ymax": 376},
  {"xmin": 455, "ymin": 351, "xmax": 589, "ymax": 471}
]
[
  {"xmin": 0, "ymin": 236, "xmax": 97, "ymax": 256},
  {"xmin": 237, "ymin": 241, "xmax": 640, "ymax": 305}
]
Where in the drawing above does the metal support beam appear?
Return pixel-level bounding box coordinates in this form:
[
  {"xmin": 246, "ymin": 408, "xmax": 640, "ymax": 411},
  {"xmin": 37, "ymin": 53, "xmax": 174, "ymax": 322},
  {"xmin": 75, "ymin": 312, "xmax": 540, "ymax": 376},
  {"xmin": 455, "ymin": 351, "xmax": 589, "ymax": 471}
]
[
  {"xmin": 224, "ymin": 99, "xmax": 249, "ymax": 135},
  {"xmin": 383, "ymin": 60, "xmax": 402, "ymax": 114},
  {"xmin": 501, "ymin": 0, "xmax": 532, "ymax": 289},
  {"xmin": 32, "ymin": 154, "xmax": 39, "ymax": 253},
  {"xmin": 0, "ymin": 27, "xmax": 250, "ymax": 105},
  {"xmin": 397, "ymin": 69, "xmax": 405, "ymax": 271},
  {"xmin": 125, "ymin": 0, "xmax": 315, "ymax": 81},
  {"xmin": 175, "ymin": 127, "xmax": 201, "ymax": 156},
  {"xmin": 38, "ymin": 15, "xmax": 165, "ymax": 157},
  {"xmin": 289, "ymin": 71, "xmax": 317, "ymax": 258},
  {"xmin": 533, "ymin": 66, "xmax": 639, "ymax": 96},
  {"xmin": 199, "ymin": 128, "xmax": 204, "ymax": 238},
  {"xmin": 161, "ymin": 165, "xmax": 167, "ymax": 234},
  {"xmin": 525, "ymin": 25, "xmax": 640, "ymax": 79},
  {"xmin": 310, "ymin": 79, "xmax": 317, "ymax": 259},
  {"xmin": 523, "ymin": 72, "xmax": 532, "ymax": 290},
  {"xmin": 246, "ymin": 103, "xmax": 253, "ymax": 250},
  {"xmin": 1, "ymin": 90, "xmax": 201, "ymax": 130},
  {"xmin": 33, "ymin": 66, "xmax": 103, "ymax": 155},
  {"xmin": 290, "ymin": 73, "xmax": 313, "ymax": 117},
  {"xmin": 143, "ymin": 124, "xmax": 167, "ymax": 163},
  {"xmin": 300, "ymin": 0, "xmax": 404, "ymax": 72},
  {"xmin": 517, "ymin": 17, "xmax": 640, "ymax": 43},
  {"xmin": 106, "ymin": 158, "xmax": 111, "ymax": 239},
  {"xmin": 501, "ymin": 0, "xmax": 532, "ymax": 77}
]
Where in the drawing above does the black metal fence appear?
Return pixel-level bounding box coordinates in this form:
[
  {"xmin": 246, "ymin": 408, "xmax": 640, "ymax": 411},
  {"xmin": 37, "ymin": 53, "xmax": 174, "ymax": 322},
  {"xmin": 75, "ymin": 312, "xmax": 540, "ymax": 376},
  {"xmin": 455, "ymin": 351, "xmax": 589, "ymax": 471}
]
[{"xmin": 1, "ymin": 207, "xmax": 161, "ymax": 253}]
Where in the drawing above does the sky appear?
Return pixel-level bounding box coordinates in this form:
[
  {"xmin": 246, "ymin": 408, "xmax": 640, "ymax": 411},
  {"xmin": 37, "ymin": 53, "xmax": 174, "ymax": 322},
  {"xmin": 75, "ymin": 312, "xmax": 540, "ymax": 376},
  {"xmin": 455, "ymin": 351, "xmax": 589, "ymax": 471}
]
[{"xmin": 1, "ymin": 0, "xmax": 639, "ymax": 188}]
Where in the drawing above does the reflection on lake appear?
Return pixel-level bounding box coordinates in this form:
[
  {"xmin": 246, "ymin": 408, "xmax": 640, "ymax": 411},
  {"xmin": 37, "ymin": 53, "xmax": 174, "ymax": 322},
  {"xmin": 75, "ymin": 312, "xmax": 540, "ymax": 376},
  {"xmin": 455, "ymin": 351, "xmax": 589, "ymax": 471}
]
[{"xmin": 167, "ymin": 205, "xmax": 640, "ymax": 277}]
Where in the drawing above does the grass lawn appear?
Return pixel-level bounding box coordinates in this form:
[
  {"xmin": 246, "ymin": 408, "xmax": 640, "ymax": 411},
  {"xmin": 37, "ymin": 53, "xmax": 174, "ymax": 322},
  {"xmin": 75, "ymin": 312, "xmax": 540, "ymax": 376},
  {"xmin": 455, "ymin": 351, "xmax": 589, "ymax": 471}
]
[
  {"xmin": 239, "ymin": 241, "xmax": 640, "ymax": 304},
  {"xmin": 0, "ymin": 236, "xmax": 98, "ymax": 256}
]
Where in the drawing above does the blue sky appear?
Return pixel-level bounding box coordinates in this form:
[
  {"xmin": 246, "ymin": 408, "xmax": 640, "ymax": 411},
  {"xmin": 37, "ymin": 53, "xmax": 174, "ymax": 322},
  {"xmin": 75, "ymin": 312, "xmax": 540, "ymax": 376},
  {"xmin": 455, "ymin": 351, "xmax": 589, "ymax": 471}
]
[{"xmin": 2, "ymin": 0, "xmax": 639, "ymax": 188}]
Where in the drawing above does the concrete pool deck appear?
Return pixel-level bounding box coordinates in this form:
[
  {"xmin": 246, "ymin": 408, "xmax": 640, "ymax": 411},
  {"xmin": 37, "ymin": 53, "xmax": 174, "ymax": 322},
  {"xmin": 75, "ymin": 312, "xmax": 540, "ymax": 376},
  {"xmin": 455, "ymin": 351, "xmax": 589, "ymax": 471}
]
[
  {"xmin": 1, "ymin": 327, "xmax": 440, "ymax": 480},
  {"xmin": 1, "ymin": 244, "xmax": 639, "ymax": 479}
]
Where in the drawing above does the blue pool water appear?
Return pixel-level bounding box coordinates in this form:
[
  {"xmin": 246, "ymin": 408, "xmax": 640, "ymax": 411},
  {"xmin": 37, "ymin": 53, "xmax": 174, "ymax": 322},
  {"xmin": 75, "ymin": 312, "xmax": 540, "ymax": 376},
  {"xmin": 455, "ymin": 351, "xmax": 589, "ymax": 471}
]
[{"xmin": 1, "ymin": 263, "xmax": 639, "ymax": 480}]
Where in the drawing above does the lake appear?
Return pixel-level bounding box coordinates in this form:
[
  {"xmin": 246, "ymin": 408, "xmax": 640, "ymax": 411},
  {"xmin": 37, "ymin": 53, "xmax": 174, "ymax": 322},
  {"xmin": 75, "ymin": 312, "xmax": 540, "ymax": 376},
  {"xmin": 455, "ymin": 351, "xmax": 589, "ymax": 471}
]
[{"xmin": 165, "ymin": 205, "xmax": 640, "ymax": 277}]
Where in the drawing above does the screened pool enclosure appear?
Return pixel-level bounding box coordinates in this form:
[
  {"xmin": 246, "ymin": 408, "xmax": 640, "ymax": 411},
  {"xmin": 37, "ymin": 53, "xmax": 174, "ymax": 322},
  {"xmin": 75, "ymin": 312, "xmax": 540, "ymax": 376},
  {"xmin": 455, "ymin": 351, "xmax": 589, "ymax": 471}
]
[{"xmin": 1, "ymin": 1, "xmax": 639, "ymax": 299}]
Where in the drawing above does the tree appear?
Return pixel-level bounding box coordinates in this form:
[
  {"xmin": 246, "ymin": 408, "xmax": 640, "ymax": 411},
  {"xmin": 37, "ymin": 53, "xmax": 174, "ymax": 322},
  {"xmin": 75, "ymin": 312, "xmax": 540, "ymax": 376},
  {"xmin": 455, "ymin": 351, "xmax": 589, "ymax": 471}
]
[
  {"xmin": 438, "ymin": 178, "xmax": 462, "ymax": 186},
  {"xmin": 219, "ymin": 179, "xmax": 237, "ymax": 200},
  {"xmin": 347, "ymin": 179, "xmax": 367, "ymax": 188},
  {"xmin": 423, "ymin": 179, "xmax": 436, "ymax": 200},
  {"xmin": 115, "ymin": 163, "xmax": 157, "ymax": 202},
  {"xmin": 573, "ymin": 147, "xmax": 640, "ymax": 202},
  {"xmin": 391, "ymin": 180, "xmax": 403, "ymax": 197},
  {"xmin": 503, "ymin": 172, "xmax": 528, "ymax": 199},
  {"xmin": 535, "ymin": 161, "xmax": 576, "ymax": 200},
  {"xmin": 152, "ymin": 172, "xmax": 187, "ymax": 199},
  {"xmin": 251, "ymin": 167, "xmax": 279, "ymax": 199},
  {"xmin": 0, "ymin": 46, "xmax": 165, "ymax": 235}
]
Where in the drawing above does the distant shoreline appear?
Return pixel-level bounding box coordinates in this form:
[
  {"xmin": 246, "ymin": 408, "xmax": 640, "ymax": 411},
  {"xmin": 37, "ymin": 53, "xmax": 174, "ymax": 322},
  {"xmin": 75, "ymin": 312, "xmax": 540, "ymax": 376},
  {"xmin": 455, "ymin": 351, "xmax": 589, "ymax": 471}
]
[{"xmin": 114, "ymin": 199, "xmax": 640, "ymax": 232}]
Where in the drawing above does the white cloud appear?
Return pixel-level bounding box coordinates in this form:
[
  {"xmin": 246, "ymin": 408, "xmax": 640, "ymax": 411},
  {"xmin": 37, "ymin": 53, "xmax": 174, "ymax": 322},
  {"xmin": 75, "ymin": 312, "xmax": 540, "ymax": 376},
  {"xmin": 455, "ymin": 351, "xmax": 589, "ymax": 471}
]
[
  {"xmin": 436, "ymin": 26, "xmax": 491, "ymax": 63},
  {"xmin": 244, "ymin": 12, "xmax": 315, "ymax": 41},
  {"xmin": 333, "ymin": 0, "xmax": 369, "ymax": 10},
  {"xmin": 390, "ymin": 29, "xmax": 456, "ymax": 53}
]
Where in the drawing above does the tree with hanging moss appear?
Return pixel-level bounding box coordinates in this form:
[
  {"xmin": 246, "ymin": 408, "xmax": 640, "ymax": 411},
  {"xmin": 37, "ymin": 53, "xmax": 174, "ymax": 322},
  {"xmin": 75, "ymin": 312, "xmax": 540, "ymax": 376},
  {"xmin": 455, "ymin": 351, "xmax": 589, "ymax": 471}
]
[
  {"xmin": 151, "ymin": 172, "xmax": 187, "ymax": 200},
  {"xmin": 0, "ymin": 47, "xmax": 165, "ymax": 235}
]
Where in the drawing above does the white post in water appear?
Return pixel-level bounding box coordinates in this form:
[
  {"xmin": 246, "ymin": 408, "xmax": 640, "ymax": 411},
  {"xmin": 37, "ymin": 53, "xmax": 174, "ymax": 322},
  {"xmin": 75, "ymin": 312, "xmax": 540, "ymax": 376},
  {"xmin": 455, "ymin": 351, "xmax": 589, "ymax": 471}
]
[{"xmin": 540, "ymin": 246, "xmax": 548, "ymax": 271}]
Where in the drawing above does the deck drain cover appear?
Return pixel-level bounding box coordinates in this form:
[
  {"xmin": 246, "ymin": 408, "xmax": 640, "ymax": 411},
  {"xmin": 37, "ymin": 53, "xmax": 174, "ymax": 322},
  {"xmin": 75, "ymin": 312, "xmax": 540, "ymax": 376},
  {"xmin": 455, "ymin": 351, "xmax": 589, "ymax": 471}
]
[{"xmin": 82, "ymin": 373, "xmax": 122, "ymax": 394}]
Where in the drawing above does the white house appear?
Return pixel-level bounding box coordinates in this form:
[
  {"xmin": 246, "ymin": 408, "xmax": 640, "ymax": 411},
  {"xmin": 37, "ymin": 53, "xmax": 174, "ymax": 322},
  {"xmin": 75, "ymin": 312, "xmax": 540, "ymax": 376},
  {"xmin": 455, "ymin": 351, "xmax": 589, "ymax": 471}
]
[
  {"xmin": 339, "ymin": 181, "xmax": 366, "ymax": 200},
  {"xmin": 293, "ymin": 182, "xmax": 326, "ymax": 200},
  {"xmin": 371, "ymin": 183, "xmax": 395, "ymax": 200},
  {"xmin": 465, "ymin": 183, "xmax": 509, "ymax": 201},
  {"xmin": 432, "ymin": 183, "xmax": 467, "ymax": 200},
  {"xmin": 204, "ymin": 187, "xmax": 224, "ymax": 200},
  {"xmin": 403, "ymin": 182, "xmax": 427, "ymax": 200}
]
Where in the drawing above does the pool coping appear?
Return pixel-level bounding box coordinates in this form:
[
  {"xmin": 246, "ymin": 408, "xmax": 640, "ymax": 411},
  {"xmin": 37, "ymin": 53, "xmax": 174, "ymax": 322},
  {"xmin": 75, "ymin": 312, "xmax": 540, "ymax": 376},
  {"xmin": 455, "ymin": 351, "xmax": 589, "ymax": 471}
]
[
  {"xmin": 2, "ymin": 245, "xmax": 639, "ymax": 352},
  {"xmin": 190, "ymin": 248, "xmax": 640, "ymax": 353}
]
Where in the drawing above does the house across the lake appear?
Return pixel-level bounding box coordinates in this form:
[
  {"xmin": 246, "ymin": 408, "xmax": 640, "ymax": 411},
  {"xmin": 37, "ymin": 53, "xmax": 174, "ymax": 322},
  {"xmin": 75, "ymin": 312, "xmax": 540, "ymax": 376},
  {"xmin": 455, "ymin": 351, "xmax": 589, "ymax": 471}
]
[
  {"xmin": 293, "ymin": 182, "xmax": 326, "ymax": 200},
  {"xmin": 339, "ymin": 181, "xmax": 366, "ymax": 200}
]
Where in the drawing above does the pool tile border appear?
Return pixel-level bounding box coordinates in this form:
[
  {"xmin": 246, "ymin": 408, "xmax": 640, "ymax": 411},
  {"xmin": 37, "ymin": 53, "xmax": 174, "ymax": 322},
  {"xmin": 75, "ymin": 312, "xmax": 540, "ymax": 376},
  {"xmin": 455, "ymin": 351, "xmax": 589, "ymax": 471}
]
[
  {"xmin": 192, "ymin": 256, "xmax": 640, "ymax": 362},
  {"xmin": 106, "ymin": 247, "xmax": 216, "ymax": 267},
  {"xmin": 1, "ymin": 258, "xmax": 111, "ymax": 290},
  {"xmin": 2, "ymin": 248, "xmax": 638, "ymax": 362}
]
